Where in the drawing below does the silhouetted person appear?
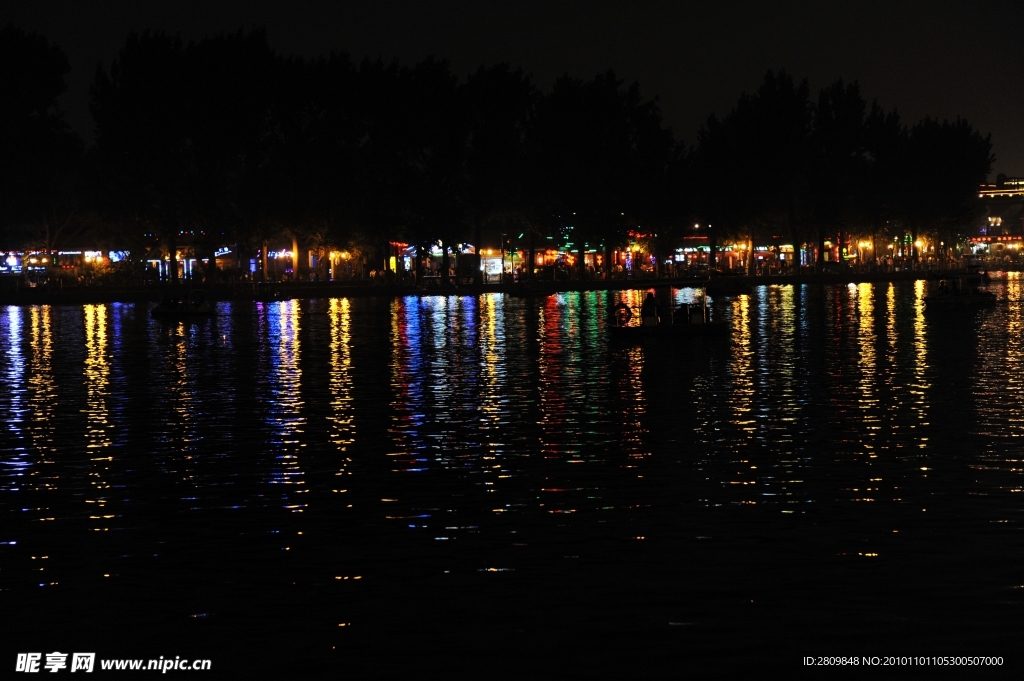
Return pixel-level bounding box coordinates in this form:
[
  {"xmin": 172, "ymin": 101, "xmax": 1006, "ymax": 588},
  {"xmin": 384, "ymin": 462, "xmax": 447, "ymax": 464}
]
[
  {"xmin": 612, "ymin": 301, "xmax": 632, "ymax": 327},
  {"xmin": 641, "ymin": 292, "xmax": 657, "ymax": 326}
]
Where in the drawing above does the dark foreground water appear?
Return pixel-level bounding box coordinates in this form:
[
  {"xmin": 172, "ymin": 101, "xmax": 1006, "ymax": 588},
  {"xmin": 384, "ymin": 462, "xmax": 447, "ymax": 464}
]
[{"xmin": 2, "ymin": 279, "xmax": 1023, "ymax": 678}]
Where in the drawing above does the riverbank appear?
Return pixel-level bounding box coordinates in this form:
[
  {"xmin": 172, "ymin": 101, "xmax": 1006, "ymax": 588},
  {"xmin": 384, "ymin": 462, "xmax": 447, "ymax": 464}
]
[{"xmin": 0, "ymin": 267, "xmax": 981, "ymax": 305}]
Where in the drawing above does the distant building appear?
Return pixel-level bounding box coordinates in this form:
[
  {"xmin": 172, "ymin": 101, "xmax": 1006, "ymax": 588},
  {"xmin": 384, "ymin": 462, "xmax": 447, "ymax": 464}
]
[
  {"xmin": 979, "ymin": 175, "xmax": 1024, "ymax": 201},
  {"xmin": 977, "ymin": 177, "xmax": 1024, "ymax": 234},
  {"xmin": 973, "ymin": 177, "xmax": 1024, "ymax": 258}
]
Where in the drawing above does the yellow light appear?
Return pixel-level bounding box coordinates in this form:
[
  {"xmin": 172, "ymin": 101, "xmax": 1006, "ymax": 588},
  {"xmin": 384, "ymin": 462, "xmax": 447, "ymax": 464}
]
[{"xmin": 914, "ymin": 240, "xmax": 923, "ymax": 249}]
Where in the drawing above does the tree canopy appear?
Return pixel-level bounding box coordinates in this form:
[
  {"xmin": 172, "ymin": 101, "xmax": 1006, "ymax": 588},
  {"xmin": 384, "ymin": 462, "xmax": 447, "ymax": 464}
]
[
  {"xmin": 0, "ymin": 25, "xmax": 997, "ymax": 277},
  {"xmin": 0, "ymin": 23, "xmax": 83, "ymax": 247}
]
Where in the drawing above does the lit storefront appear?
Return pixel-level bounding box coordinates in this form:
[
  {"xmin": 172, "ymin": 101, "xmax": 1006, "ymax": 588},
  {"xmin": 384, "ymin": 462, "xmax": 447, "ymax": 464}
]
[
  {"xmin": 0, "ymin": 250, "xmax": 121, "ymax": 278},
  {"xmin": 969, "ymin": 235, "xmax": 1024, "ymax": 260}
]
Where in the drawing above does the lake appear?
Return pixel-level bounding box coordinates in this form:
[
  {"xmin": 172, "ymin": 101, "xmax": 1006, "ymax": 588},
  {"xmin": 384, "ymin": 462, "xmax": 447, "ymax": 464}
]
[{"xmin": 2, "ymin": 279, "xmax": 1022, "ymax": 677}]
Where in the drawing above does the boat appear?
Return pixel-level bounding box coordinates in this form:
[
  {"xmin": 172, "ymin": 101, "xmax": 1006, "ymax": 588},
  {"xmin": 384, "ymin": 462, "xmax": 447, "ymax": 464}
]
[
  {"xmin": 923, "ymin": 279, "xmax": 996, "ymax": 308},
  {"xmin": 608, "ymin": 302, "xmax": 729, "ymax": 343},
  {"xmin": 609, "ymin": 319, "xmax": 730, "ymax": 343},
  {"xmin": 962, "ymin": 265, "xmax": 992, "ymax": 285},
  {"xmin": 151, "ymin": 290, "xmax": 214, "ymax": 318}
]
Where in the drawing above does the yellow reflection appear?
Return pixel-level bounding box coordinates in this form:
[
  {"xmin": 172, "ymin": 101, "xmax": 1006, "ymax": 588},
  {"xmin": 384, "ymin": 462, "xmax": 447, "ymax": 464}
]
[
  {"xmin": 617, "ymin": 344, "xmax": 647, "ymax": 456},
  {"xmin": 84, "ymin": 305, "xmax": 112, "ymax": 452},
  {"xmin": 856, "ymin": 283, "xmax": 879, "ymax": 457},
  {"xmin": 1007, "ymin": 271, "xmax": 1023, "ymax": 341},
  {"xmin": 83, "ymin": 304, "xmax": 112, "ymax": 522},
  {"xmin": 328, "ymin": 298, "xmax": 355, "ymax": 468},
  {"xmin": 973, "ymin": 272, "xmax": 1024, "ymax": 443},
  {"xmin": 28, "ymin": 306, "xmax": 58, "ymax": 488},
  {"xmin": 478, "ymin": 294, "xmax": 505, "ymax": 448},
  {"xmin": 911, "ymin": 280, "xmax": 930, "ymax": 446},
  {"xmin": 1005, "ymin": 274, "xmax": 1024, "ymax": 388},
  {"xmin": 169, "ymin": 320, "xmax": 195, "ymax": 455},
  {"xmin": 720, "ymin": 286, "xmax": 802, "ymax": 506},
  {"xmin": 729, "ymin": 290, "xmax": 753, "ymax": 429},
  {"xmin": 769, "ymin": 285, "xmax": 799, "ymax": 453},
  {"xmin": 886, "ymin": 283, "xmax": 897, "ymax": 359}
]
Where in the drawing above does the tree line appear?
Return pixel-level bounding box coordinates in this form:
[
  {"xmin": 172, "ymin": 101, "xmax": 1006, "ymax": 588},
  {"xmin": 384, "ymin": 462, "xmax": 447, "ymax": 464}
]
[{"xmin": 0, "ymin": 23, "xmax": 995, "ymax": 282}]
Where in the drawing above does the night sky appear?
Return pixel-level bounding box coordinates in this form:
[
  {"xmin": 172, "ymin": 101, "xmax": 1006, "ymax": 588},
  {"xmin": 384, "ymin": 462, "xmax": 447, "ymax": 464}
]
[{"xmin": 6, "ymin": 0, "xmax": 1022, "ymax": 176}]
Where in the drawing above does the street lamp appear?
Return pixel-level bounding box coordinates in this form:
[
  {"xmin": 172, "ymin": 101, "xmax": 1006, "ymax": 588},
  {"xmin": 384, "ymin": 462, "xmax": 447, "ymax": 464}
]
[{"xmin": 500, "ymin": 233, "xmax": 506, "ymax": 285}]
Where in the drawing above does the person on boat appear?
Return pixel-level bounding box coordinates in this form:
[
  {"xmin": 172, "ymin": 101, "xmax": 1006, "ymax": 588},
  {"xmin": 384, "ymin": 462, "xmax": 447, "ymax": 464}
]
[
  {"xmin": 612, "ymin": 301, "xmax": 632, "ymax": 327},
  {"xmin": 159, "ymin": 293, "xmax": 179, "ymax": 311},
  {"xmin": 641, "ymin": 292, "xmax": 658, "ymax": 326}
]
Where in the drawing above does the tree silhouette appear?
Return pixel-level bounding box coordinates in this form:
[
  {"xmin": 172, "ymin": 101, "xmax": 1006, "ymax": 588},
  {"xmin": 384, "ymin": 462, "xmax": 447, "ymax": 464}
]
[
  {"xmin": 861, "ymin": 102, "xmax": 907, "ymax": 264},
  {"xmin": 529, "ymin": 70, "xmax": 674, "ymax": 278},
  {"xmin": 810, "ymin": 79, "xmax": 868, "ymax": 270},
  {"xmin": 0, "ymin": 23, "xmax": 83, "ymax": 249},
  {"xmin": 93, "ymin": 29, "xmax": 283, "ymax": 283},
  {"xmin": 463, "ymin": 63, "xmax": 538, "ymax": 282},
  {"xmin": 899, "ymin": 117, "xmax": 993, "ymax": 261},
  {"xmin": 696, "ymin": 71, "xmax": 813, "ymax": 270},
  {"xmin": 74, "ymin": 26, "xmax": 997, "ymax": 285}
]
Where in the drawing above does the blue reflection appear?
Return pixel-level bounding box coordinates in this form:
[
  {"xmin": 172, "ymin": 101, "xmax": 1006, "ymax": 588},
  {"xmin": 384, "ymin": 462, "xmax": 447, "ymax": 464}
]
[
  {"xmin": 1, "ymin": 306, "xmax": 28, "ymax": 490},
  {"xmin": 265, "ymin": 301, "xmax": 306, "ymax": 509}
]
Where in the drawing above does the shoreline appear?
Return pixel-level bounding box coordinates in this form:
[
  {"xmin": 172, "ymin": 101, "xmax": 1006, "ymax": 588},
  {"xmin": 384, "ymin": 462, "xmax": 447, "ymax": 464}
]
[{"xmin": 0, "ymin": 268, "xmax": 986, "ymax": 306}]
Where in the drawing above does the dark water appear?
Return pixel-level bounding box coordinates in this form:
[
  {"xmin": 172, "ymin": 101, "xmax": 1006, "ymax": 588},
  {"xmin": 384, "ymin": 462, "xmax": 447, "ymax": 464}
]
[{"xmin": 2, "ymin": 280, "xmax": 1023, "ymax": 677}]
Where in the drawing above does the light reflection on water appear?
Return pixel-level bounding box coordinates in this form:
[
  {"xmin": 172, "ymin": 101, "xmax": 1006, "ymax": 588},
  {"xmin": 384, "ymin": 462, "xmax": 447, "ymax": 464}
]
[
  {"xmin": 267, "ymin": 300, "xmax": 306, "ymax": 508},
  {"xmin": 2, "ymin": 283, "xmax": 1023, "ymax": 665},
  {"xmin": 28, "ymin": 307, "xmax": 57, "ymax": 489},
  {"xmin": 3, "ymin": 306, "xmax": 27, "ymax": 491},
  {"xmin": 84, "ymin": 305, "xmax": 113, "ymax": 530},
  {"xmin": 329, "ymin": 297, "xmax": 355, "ymax": 468}
]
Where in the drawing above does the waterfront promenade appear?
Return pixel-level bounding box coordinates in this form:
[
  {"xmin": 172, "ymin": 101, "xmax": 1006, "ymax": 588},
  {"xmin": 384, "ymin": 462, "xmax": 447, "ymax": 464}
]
[{"xmin": 0, "ymin": 266, "xmax": 989, "ymax": 306}]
